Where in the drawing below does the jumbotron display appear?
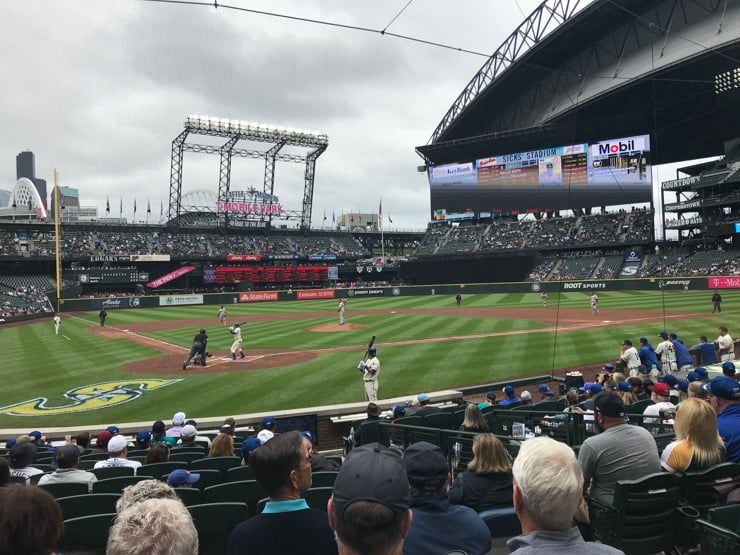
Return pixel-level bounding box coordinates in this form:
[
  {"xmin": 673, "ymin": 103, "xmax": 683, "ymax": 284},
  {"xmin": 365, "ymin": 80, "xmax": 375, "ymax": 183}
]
[{"xmin": 428, "ymin": 135, "xmax": 651, "ymax": 219}]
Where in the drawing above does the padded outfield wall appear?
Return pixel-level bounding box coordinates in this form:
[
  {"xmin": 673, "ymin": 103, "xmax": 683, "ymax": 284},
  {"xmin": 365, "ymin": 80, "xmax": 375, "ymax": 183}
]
[{"xmin": 53, "ymin": 276, "xmax": 733, "ymax": 313}]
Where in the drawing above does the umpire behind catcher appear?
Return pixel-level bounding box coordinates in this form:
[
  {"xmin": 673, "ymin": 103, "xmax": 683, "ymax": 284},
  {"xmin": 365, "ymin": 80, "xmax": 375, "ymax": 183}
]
[{"xmin": 183, "ymin": 328, "xmax": 208, "ymax": 370}]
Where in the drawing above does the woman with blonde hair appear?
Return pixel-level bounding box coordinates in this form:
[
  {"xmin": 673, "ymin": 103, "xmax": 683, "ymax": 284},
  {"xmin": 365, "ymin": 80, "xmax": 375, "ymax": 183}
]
[
  {"xmin": 208, "ymin": 432, "xmax": 234, "ymax": 458},
  {"xmin": 661, "ymin": 398, "xmax": 726, "ymax": 472},
  {"xmin": 456, "ymin": 403, "xmax": 489, "ymax": 471},
  {"xmin": 449, "ymin": 433, "xmax": 513, "ymax": 511},
  {"xmin": 616, "ymin": 381, "xmax": 638, "ymax": 406}
]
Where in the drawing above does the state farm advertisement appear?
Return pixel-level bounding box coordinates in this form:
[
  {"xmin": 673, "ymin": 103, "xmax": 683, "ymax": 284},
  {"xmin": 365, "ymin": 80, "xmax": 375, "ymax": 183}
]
[
  {"xmin": 146, "ymin": 266, "xmax": 195, "ymax": 289},
  {"xmin": 239, "ymin": 292, "xmax": 278, "ymax": 302},
  {"xmin": 227, "ymin": 254, "xmax": 261, "ymax": 262},
  {"xmin": 297, "ymin": 289, "xmax": 335, "ymax": 300},
  {"xmin": 708, "ymin": 277, "xmax": 740, "ymax": 289}
]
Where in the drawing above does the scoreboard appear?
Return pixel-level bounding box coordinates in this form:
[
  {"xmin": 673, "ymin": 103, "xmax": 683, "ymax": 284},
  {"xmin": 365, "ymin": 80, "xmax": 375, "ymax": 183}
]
[
  {"xmin": 70, "ymin": 269, "xmax": 149, "ymax": 284},
  {"xmin": 428, "ymin": 134, "xmax": 651, "ymax": 218},
  {"xmin": 214, "ymin": 266, "xmax": 328, "ymax": 284}
]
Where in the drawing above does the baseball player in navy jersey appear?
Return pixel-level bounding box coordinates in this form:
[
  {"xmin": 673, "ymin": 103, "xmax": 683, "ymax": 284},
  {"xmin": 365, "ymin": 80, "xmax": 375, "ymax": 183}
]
[
  {"xmin": 358, "ymin": 347, "xmax": 380, "ymax": 402},
  {"xmin": 229, "ymin": 323, "xmax": 245, "ymax": 361}
]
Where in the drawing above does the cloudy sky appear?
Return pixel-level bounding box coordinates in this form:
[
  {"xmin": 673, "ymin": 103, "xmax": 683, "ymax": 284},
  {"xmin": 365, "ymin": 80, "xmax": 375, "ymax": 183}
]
[{"xmin": 3, "ymin": 0, "xmax": 565, "ymax": 230}]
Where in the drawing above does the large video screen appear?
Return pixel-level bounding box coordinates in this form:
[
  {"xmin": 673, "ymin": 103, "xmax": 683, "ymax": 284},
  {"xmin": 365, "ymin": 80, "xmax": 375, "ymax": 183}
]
[{"xmin": 428, "ymin": 135, "xmax": 651, "ymax": 219}]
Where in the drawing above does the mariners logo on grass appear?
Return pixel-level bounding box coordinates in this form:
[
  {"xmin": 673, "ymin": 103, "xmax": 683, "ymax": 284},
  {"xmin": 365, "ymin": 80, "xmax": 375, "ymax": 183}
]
[{"xmin": 0, "ymin": 379, "xmax": 183, "ymax": 416}]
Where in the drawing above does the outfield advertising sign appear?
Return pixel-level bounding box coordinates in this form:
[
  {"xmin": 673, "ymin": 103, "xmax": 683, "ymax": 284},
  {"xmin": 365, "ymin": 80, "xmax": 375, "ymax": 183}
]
[
  {"xmin": 239, "ymin": 292, "xmax": 278, "ymax": 302},
  {"xmin": 708, "ymin": 277, "xmax": 740, "ymax": 289},
  {"xmin": 159, "ymin": 294, "xmax": 204, "ymax": 306},
  {"xmin": 297, "ymin": 289, "xmax": 335, "ymax": 300}
]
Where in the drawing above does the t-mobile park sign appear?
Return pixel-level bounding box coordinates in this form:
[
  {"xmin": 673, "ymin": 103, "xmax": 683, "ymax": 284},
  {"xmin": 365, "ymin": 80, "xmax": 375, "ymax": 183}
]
[{"xmin": 216, "ymin": 201, "xmax": 283, "ymax": 215}]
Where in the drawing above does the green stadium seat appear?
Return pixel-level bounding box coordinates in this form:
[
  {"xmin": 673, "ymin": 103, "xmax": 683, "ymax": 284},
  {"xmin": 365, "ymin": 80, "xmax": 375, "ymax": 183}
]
[
  {"xmin": 589, "ymin": 472, "xmax": 682, "ymax": 554},
  {"xmin": 310, "ymin": 471, "xmax": 338, "ymax": 488},
  {"xmin": 302, "ymin": 486, "xmax": 333, "ymax": 511},
  {"xmin": 92, "ymin": 475, "xmax": 149, "ymax": 494},
  {"xmin": 188, "ymin": 502, "xmax": 249, "ymax": 554},
  {"xmin": 62, "ymin": 513, "xmax": 115, "ymax": 550},
  {"xmin": 40, "ymin": 482, "xmax": 90, "ymax": 498},
  {"xmin": 169, "ymin": 451, "xmax": 206, "ymax": 466},
  {"xmin": 682, "ymin": 462, "xmax": 740, "ymax": 517},
  {"xmin": 173, "ymin": 486, "xmax": 203, "ymax": 506},
  {"xmin": 202, "ymin": 479, "xmax": 266, "ymax": 517},
  {"xmin": 56, "ymin": 493, "xmax": 120, "ymax": 520},
  {"xmin": 91, "ymin": 465, "xmax": 135, "ymax": 480},
  {"xmin": 189, "ymin": 456, "xmax": 241, "ymax": 479},
  {"xmin": 137, "ymin": 461, "xmax": 187, "ymax": 479},
  {"xmin": 225, "ymin": 465, "xmax": 254, "ymax": 482}
]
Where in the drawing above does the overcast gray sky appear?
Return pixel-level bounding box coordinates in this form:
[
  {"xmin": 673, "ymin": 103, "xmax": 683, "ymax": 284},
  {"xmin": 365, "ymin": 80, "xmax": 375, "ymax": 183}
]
[{"xmin": 2, "ymin": 0, "xmax": 559, "ymax": 230}]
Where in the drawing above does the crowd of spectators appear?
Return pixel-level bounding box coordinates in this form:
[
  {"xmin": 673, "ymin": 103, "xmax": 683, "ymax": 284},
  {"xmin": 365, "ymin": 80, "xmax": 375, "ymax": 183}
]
[
  {"xmin": 2, "ymin": 377, "xmax": 738, "ymax": 554},
  {"xmin": 0, "ymin": 283, "xmax": 52, "ymax": 320}
]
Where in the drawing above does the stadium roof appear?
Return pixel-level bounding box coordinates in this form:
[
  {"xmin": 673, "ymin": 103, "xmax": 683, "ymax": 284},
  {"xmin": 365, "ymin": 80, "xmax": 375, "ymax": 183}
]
[{"xmin": 418, "ymin": 0, "xmax": 740, "ymax": 167}]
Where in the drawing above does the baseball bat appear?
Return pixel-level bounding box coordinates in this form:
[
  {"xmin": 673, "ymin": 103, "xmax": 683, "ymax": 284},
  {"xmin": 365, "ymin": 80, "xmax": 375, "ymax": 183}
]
[{"xmin": 363, "ymin": 335, "xmax": 376, "ymax": 360}]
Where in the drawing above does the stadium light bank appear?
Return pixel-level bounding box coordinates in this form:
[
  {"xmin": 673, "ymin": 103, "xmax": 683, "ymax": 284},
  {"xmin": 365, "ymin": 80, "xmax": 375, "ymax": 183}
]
[{"xmin": 184, "ymin": 115, "xmax": 328, "ymax": 146}]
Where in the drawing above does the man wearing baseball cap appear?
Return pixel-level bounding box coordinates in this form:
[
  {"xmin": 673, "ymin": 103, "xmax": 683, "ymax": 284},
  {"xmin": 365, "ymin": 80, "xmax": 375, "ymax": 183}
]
[
  {"xmin": 497, "ymin": 385, "xmax": 521, "ymax": 407},
  {"xmin": 328, "ymin": 443, "xmax": 412, "ymax": 555},
  {"xmin": 578, "ymin": 392, "xmax": 661, "ymax": 506},
  {"xmin": 642, "ymin": 382, "xmax": 676, "ymax": 425},
  {"xmin": 637, "ymin": 337, "xmax": 660, "ymax": 371},
  {"xmin": 655, "ymin": 332, "xmax": 677, "ymax": 374},
  {"xmin": 38, "ymin": 444, "xmax": 98, "ymax": 491},
  {"xmin": 703, "ymin": 376, "xmax": 740, "ymax": 462},
  {"xmin": 93, "ymin": 435, "xmax": 141, "ymax": 471},
  {"xmin": 167, "ymin": 469, "xmax": 200, "ymax": 488},
  {"xmin": 620, "ymin": 339, "xmax": 641, "ymax": 376},
  {"xmin": 537, "ymin": 384, "xmax": 555, "ymax": 399},
  {"xmin": 722, "ymin": 361, "xmax": 736, "ymax": 378},
  {"xmin": 402, "ymin": 441, "xmax": 491, "ymax": 555}
]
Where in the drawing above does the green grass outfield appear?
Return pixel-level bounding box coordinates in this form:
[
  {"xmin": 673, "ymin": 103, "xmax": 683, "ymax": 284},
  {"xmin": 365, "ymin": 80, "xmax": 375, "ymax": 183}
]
[{"xmin": 1, "ymin": 289, "xmax": 737, "ymax": 430}]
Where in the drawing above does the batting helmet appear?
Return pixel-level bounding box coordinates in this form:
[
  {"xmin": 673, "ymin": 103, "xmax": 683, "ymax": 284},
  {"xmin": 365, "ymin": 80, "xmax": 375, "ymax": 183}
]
[
  {"xmin": 199, "ymin": 329, "xmax": 206, "ymax": 334},
  {"xmin": 368, "ymin": 347, "xmax": 376, "ymax": 356}
]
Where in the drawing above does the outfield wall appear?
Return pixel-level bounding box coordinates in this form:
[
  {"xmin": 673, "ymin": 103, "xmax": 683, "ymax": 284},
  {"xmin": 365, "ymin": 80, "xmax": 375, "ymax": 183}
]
[{"xmin": 54, "ymin": 276, "xmax": 729, "ymax": 312}]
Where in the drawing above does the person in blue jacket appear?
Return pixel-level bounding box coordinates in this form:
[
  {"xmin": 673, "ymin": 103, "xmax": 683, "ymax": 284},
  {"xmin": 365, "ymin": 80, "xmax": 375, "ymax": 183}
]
[
  {"xmin": 497, "ymin": 385, "xmax": 521, "ymax": 407},
  {"xmin": 637, "ymin": 337, "xmax": 660, "ymax": 371},
  {"xmin": 670, "ymin": 333, "xmax": 693, "ymax": 377}
]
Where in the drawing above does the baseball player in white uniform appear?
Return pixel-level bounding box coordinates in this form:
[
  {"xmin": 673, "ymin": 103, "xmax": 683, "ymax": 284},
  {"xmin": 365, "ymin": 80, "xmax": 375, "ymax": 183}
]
[
  {"xmin": 716, "ymin": 326, "xmax": 735, "ymax": 361},
  {"xmin": 590, "ymin": 293, "xmax": 599, "ymax": 315},
  {"xmin": 218, "ymin": 306, "xmax": 227, "ymax": 326},
  {"xmin": 53, "ymin": 314, "xmax": 61, "ymax": 335},
  {"xmin": 338, "ymin": 298, "xmax": 347, "ymax": 325},
  {"xmin": 358, "ymin": 347, "xmax": 380, "ymax": 402},
  {"xmin": 655, "ymin": 332, "xmax": 677, "ymax": 373},
  {"xmin": 229, "ymin": 323, "xmax": 245, "ymax": 361},
  {"xmin": 619, "ymin": 339, "xmax": 641, "ymax": 376}
]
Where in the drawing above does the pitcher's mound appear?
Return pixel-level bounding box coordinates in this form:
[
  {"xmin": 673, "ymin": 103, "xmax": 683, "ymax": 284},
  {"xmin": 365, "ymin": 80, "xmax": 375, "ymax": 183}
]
[{"xmin": 309, "ymin": 323, "xmax": 369, "ymax": 332}]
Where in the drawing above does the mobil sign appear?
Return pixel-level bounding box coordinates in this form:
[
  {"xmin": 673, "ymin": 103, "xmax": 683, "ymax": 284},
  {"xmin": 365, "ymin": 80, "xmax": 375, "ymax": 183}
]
[{"xmin": 590, "ymin": 135, "xmax": 648, "ymax": 157}]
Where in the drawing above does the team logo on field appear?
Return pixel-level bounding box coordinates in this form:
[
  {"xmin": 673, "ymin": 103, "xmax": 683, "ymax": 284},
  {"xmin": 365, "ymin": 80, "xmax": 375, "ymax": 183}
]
[{"xmin": 0, "ymin": 379, "xmax": 182, "ymax": 416}]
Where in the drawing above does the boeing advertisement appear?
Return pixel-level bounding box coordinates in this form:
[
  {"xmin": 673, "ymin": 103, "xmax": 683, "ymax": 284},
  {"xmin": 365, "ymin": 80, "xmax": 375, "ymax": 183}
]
[{"xmin": 428, "ymin": 135, "xmax": 651, "ymax": 220}]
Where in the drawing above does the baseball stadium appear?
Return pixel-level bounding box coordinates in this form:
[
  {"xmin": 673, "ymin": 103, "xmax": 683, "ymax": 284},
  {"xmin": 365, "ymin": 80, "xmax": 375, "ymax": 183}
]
[{"xmin": 2, "ymin": 1, "xmax": 740, "ymax": 552}]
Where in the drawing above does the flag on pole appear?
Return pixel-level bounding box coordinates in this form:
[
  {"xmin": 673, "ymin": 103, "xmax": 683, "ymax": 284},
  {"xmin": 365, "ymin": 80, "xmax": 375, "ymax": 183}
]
[
  {"xmin": 332, "ymin": 211, "xmax": 335, "ymax": 223},
  {"xmin": 147, "ymin": 199, "xmax": 151, "ymax": 214},
  {"xmin": 134, "ymin": 198, "xmax": 137, "ymax": 215},
  {"xmin": 160, "ymin": 199, "xmax": 163, "ymax": 216},
  {"xmin": 323, "ymin": 209, "xmax": 327, "ymax": 221},
  {"xmin": 350, "ymin": 210, "xmax": 354, "ymax": 223},
  {"xmin": 119, "ymin": 197, "xmax": 123, "ymax": 215},
  {"xmin": 106, "ymin": 197, "xmax": 110, "ymax": 213},
  {"xmin": 388, "ymin": 214, "xmax": 393, "ymax": 224},
  {"xmin": 378, "ymin": 198, "xmax": 383, "ymax": 230}
]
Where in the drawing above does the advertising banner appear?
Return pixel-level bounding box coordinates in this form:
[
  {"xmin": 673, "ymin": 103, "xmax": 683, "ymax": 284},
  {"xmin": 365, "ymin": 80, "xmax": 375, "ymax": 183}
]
[
  {"xmin": 146, "ymin": 266, "xmax": 195, "ymax": 289},
  {"xmin": 708, "ymin": 277, "xmax": 740, "ymax": 289},
  {"xmin": 297, "ymin": 289, "xmax": 335, "ymax": 300},
  {"xmin": 158, "ymin": 294, "xmax": 204, "ymax": 306},
  {"xmin": 239, "ymin": 292, "xmax": 278, "ymax": 303}
]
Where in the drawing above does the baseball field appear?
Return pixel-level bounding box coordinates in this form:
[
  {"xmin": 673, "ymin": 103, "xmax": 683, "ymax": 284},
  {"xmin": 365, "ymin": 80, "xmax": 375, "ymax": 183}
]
[{"xmin": 1, "ymin": 288, "xmax": 737, "ymax": 431}]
